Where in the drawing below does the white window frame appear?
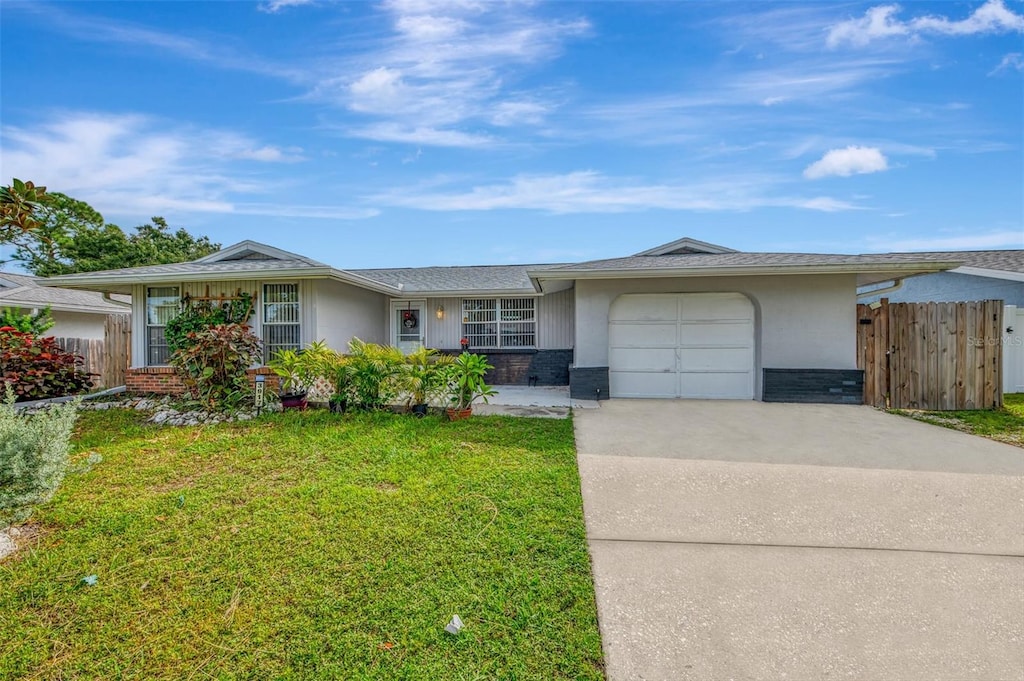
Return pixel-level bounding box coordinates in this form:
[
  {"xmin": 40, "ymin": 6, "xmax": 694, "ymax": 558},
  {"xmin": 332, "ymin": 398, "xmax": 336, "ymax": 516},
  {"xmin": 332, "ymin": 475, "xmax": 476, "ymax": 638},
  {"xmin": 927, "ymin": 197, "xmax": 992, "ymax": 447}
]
[
  {"xmin": 145, "ymin": 286, "xmax": 180, "ymax": 366},
  {"xmin": 262, "ymin": 282, "xmax": 301, "ymax": 363},
  {"xmin": 461, "ymin": 298, "xmax": 536, "ymax": 349}
]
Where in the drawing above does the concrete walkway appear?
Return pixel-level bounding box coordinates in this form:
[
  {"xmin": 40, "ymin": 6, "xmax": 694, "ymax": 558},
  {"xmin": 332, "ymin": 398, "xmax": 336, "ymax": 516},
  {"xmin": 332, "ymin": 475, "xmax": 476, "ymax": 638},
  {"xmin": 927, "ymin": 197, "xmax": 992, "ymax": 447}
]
[
  {"xmin": 472, "ymin": 385, "xmax": 599, "ymax": 418},
  {"xmin": 575, "ymin": 400, "xmax": 1024, "ymax": 681}
]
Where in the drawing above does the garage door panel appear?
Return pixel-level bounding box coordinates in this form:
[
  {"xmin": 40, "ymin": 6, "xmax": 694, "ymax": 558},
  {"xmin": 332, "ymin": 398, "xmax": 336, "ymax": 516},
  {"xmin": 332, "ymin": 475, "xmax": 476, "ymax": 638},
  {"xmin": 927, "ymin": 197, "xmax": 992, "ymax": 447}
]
[
  {"xmin": 609, "ymin": 292, "xmax": 755, "ymax": 400},
  {"xmin": 609, "ymin": 322, "xmax": 678, "ymax": 347},
  {"xmin": 679, "ymin": 371, "xmax": 754, "ymax": 399},
  {"xmin": 611, "ymin": 371, "xmax": 678, "ymax": 398},
  {"xmin": 610, "ymin": 295, "xmax": 679, "ymax": 322},
  {"xmin": 679, "ymin": 347, "xmax": 754, "ymax": 371},
  {"xmin": 610, "ymin": 347, "xmax": 677, "ymax": 372},
  {"xmin": 679, "ymin": 294, "xmax": 750, "ymax": 320},
  {"xmin": 678, "ymin": 321, "xmax": 752, "ymax": 345}
]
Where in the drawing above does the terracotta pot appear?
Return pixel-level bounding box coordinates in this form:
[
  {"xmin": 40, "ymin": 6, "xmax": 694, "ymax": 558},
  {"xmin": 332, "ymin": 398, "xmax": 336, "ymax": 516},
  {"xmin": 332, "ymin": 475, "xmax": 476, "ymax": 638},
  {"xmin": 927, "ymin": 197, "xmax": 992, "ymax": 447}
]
[{"xmin": 446, "ymin": 407, "xmax": 473, "ymax": 421}]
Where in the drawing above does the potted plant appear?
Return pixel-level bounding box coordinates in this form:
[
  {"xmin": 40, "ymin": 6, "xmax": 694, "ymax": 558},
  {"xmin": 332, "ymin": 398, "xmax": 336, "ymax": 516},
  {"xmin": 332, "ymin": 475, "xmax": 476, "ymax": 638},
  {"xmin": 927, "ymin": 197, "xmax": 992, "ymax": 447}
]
[
  {"xmin": 443, "ymin": 352, "xmax": 497, "ymax": 421},
  {"xmin": 404, "ymin": 347, "xmax": 454, "ymax": 418},
  {"xmin": 268, "ymin": 348, "xmax": 309, "ymax": 410}
]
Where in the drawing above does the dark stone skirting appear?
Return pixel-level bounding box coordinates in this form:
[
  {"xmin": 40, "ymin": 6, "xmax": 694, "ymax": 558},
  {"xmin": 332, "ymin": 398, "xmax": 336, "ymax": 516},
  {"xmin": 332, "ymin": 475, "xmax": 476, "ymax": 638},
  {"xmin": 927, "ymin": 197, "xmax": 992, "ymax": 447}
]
[
  {"xmin": 762, "ymin": 369, "xmax": 864, "ymax": 404},
  {"xmin": 441, "ymin": 349, "xmax": 573, "ymax": 386},
  {"xmin": 569, "ymin": 366, "xmax": 610, "ymax": 400}
]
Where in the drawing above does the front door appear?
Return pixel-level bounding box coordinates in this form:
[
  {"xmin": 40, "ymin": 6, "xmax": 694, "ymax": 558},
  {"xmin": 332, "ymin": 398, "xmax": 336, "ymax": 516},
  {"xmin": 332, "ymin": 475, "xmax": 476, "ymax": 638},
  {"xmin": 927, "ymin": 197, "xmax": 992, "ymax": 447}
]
[{"xmin": 392, "ymin": 301, "xmax": 426, "ymax": 353}]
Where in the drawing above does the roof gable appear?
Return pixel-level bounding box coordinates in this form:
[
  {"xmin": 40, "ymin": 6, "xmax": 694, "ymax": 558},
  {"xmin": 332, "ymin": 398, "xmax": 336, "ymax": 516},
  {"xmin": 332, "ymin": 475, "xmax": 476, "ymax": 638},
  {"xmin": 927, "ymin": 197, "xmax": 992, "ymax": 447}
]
[
  {"xmin": 194, "ymin": 240, "xmax": 328, "ymax": 267},
  {"xmin": 633, "ymin": 237, "xmax": 738, "ymax": 256}
]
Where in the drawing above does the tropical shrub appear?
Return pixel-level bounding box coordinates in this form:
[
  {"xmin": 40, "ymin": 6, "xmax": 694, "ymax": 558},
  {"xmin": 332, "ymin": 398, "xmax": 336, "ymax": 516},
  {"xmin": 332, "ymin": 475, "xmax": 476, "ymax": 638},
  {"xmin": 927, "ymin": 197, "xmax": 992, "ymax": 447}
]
[
  {"xmin": 169, "ymin": 323, "xmax": 262, "ymax": 411},
  {"xmin": 404, "ymin": 347, "xmax": 455, "ymax": 406},
  {"xmin": 0, "ymin": 329, "xmax": 93, "ymax": 401},
  {"xmin": 443, "ymin": 352, "xmax": 497, "ymax": 410},
  {"xmin": 345, "ymin": 338, "xmax": 406, "ymax": 410},
  {"xmin": 0, "ymin": 306, "xmax": 55, "ymax": 336},
  {"xmin": 268, "ymin": 340, "xmax": 339, "ymax": 397},
  {"xmin": 164, "ymin": 292, "xmax": 254, "ymax": 356},
  {"xmin": 0, "ymin": 391, "xmax": 80, "ymax": 527}
]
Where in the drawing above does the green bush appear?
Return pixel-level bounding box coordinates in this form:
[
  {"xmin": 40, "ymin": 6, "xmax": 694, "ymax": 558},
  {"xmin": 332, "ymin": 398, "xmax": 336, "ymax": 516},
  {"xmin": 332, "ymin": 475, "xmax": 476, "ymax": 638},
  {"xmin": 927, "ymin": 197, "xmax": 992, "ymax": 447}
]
[
  {"xmin": 169, "ymin": 323, "xmax": 262, "ymax": 411},
  {"xmin": 164, "ymin": 293, "xmax": 253, "ymax": 356},
  {"xmin": 0, "ymin": 329, "xmax": 93, "ymax": 401},
  {"xmin": 0, "ymin": 392, "xmax": 80, "ymax": 527},
  {"xmin": 345, "ymin": 338, "xmax": 406, "ymax": 410},
  {"xmin": 0, "ymin": 306, "xmax": 55, "ymax": 336}
]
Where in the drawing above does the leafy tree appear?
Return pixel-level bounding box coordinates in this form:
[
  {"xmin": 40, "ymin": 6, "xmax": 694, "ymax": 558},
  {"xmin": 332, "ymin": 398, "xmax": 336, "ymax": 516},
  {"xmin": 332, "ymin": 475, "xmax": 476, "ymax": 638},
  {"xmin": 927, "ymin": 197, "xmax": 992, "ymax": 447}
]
[
  {"xmin": 0, "ymin": 179, "xmax": 50, "ymax": 240},
  {"xmin": 1, "ymin": 181, "xmax": 220, "ymax": 275}
]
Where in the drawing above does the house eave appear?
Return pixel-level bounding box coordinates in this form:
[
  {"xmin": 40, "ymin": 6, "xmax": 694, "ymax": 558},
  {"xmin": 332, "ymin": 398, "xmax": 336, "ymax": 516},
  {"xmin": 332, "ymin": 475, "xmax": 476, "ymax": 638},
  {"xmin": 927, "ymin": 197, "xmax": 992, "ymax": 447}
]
[
  {"xmin": 953, "ymin": 266, "xmax": 1024, "ymax": 283},
  {"xmin": 389, "ymin": 288, "xmax": 541, "ymax": 298}
]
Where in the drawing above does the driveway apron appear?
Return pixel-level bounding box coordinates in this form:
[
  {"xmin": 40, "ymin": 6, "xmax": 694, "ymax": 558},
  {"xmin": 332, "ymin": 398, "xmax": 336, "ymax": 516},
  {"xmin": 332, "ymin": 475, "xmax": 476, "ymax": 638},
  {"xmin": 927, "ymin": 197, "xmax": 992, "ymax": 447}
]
[{"xmin": 575, "ymin": 400, "xmax": 1024, "ymax": 681}]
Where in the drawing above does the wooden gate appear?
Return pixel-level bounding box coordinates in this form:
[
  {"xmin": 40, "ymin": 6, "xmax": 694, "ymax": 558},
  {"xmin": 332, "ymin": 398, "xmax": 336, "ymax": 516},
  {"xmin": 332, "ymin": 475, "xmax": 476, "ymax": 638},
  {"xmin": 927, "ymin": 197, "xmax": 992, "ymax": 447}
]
[
  {"xmin": 103, "ymin": 314, "xmax": 131, "ymax": 388},
  {"xmin": 857, "ymin": 299, "xmax": 1002, "ymax": 410}
]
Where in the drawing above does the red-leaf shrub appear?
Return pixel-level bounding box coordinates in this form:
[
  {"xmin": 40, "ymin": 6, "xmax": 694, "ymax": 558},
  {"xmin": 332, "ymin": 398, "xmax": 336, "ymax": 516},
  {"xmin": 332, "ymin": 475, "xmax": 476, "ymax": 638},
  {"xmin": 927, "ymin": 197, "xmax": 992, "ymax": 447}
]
[
  {"xmin": 0, "ymin": 330, "xmax": 93, "ymax": 401},
  {"xmin": 169, "ymin": 323, "xmax": 262, "ymax": 411}
]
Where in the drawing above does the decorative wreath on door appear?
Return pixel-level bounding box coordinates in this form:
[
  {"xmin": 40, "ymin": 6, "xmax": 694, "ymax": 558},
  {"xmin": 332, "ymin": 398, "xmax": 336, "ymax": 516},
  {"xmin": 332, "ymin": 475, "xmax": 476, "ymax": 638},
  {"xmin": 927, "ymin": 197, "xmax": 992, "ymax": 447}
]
[{"xmin": 402, "ymin": 310, "xmax": 418, "ymax": 329}]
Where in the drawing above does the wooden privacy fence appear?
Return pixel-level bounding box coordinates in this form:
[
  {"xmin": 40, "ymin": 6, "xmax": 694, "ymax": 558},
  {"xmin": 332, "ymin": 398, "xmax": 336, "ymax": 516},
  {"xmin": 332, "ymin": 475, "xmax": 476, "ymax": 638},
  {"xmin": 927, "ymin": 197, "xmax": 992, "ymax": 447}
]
[
  {"xmin": 52, "ymin": 314, "xmax": 131, "ymax": 390},
  {"xmin": 857, "ymin": 299, "xmax": 1002, "ymax": 410}
]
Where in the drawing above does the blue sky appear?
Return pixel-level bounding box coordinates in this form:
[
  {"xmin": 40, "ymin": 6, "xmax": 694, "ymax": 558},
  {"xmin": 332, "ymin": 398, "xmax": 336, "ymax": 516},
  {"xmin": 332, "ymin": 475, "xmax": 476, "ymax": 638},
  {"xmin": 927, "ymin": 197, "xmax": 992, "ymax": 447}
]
[{"xmin": 1, "ymin": 0, "xmax": 1022, "ymax": 268}]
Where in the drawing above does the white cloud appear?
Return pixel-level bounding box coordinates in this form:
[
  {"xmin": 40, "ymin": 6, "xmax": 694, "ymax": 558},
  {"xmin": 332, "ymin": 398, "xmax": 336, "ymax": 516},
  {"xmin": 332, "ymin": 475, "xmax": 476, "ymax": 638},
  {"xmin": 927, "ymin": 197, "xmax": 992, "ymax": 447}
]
[
  {"xmin": 0, "ymin": 112, "xmax": 369, "ymax": 221},
  {"xmin": 828, "ymin": 0, "xmax": 1024, "ymax": 48},
  {"xmin": 371, "ymin": 170, "xmax": 858, "ymax": 214},
  {"xmin": 804, "ymin": 146, "xmax": 889, "ymax": 179},
  {"xmin": 315, "ymin": 1, "xmax": 589, "ymax": 146},
  {"xmin": 259, "ymin": 0, "xmax": 315, "ymax": 13},
  {"xmin": 989, "ymin": 52, "xmax": 1024, "ymax": 75}
]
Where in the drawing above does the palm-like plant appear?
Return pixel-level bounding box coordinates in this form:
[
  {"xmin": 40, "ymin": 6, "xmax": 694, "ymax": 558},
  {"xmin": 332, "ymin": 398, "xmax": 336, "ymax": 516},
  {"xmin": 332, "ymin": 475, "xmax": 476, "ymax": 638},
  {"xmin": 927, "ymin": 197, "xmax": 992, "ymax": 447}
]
[
  {"xmin": 444, "ymin": 352, "xmax": 497, "ymax": 412},
  {"xmin": 346, "ymin": 338, "xmax": 407, "ymax": 410},
  {"xmin": 404, "ymin": 347, "xmax": 455, "ymax": 409}
]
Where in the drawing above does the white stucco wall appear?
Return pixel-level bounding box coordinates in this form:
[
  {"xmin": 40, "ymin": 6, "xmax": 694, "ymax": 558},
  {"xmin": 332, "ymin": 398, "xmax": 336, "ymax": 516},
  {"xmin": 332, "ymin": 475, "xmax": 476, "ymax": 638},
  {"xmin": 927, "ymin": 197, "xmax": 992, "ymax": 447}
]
[
  {"xmin": 49, "ymin": 310, "xmax": 109, "ymax": 340},
  {"xmin": 314, "ymin": 279, "xmax": 388, "ymax": 350},
  {"xmin": 574, "ymin": 274, "xmax": 858, "ymax": 382}
]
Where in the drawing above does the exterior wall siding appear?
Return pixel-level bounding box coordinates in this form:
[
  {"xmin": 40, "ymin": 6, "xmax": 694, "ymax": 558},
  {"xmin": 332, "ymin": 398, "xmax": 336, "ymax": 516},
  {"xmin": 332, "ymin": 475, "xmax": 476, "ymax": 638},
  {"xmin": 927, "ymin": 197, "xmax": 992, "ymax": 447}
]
[
  {"xmin": 314, "ymin": 279, "xmax": 387, "ymax": 350},
  {"xmin": 858, "ymin": 271, "xmax": 1024, "ymax": 307},
  {"xmin": 397, "ymin": 290, "xmax": 574, "ymax": 351},
  {"xmin": 573, "ymin": 274, "xmax": 858, "ymax": 399}
]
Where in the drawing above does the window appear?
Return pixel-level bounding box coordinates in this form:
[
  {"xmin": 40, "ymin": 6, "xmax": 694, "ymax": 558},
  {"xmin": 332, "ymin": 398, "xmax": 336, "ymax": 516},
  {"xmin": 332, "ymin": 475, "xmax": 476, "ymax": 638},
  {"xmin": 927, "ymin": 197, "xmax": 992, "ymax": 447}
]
[
  {"xmin": 462, "ymin": 298, "xmax": 535, "ymax": 349},
  {"xmin": 263, "ymin": 283, "xmax": 300, "ymax": 362},
  {"xmin": 146, "ymin": 286, "xmax": 180, "ymax": 365}
]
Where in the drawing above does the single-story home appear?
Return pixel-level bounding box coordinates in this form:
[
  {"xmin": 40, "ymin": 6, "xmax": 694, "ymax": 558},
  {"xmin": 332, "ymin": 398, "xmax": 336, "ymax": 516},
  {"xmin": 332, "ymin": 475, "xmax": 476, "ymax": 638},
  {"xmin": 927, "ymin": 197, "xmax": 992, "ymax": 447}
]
[
  {"xmin": 857, "ymin": 249, "xmax": 1024, "ymax": 394},
  {"xmin": 41, "ymin": 237, "xmax": 961, "ymax": 402},
  {"xmin": 0, "ymin": 271, "xmax": 130, "ymax": 339}
]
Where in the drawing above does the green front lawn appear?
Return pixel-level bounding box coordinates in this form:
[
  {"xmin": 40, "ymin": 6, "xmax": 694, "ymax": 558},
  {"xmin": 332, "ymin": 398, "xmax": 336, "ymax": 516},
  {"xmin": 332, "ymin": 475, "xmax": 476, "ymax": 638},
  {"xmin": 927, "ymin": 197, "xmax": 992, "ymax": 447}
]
[
  {"xmin": 1, "ymin": 410, "xmax": 604, "ymax": 680},
  {"xmin": 893, "ymin": 393, "xmax": 1024, "ymax": 447}
]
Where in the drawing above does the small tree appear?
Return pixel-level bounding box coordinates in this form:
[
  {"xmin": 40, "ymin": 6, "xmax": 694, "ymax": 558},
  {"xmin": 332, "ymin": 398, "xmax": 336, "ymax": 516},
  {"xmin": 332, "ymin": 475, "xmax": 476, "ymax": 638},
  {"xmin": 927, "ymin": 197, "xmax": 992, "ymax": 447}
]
[
  {"xmin": 169, "ymin": 323, "xmax": 262, "ymax": 411},
  {"xmin": 0, "ymin": 391, "xmax": 80, "ymax": 527}
]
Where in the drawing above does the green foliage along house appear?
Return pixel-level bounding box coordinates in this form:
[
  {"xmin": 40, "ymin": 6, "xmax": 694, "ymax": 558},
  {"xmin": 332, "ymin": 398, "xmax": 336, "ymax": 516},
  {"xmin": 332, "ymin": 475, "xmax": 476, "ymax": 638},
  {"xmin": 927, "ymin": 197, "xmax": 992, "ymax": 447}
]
[{"xmin": 40, "ymin": 238, "xmax": 964, "ymax": 402}]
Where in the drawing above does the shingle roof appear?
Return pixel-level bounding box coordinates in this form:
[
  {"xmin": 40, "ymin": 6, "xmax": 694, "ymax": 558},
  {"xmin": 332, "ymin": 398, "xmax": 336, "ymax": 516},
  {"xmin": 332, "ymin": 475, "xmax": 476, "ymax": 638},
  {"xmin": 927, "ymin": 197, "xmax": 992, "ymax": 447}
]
[
  {"xmin": 869, "ymin": 250, "xmax": 1024, "ymax": 275},
  {"xmin": 47, "ymin": 258, "xmax": 326, "ymax": 278},
  {"xmin": 0, "ymin": 272, "xmax": 129, "ymax": 313},
  {"xmin": 350, "ymin": 264, "xmax": 563, "ymax": 293},
  {"xmin": 538, "ymin": 251, "xmax": 969, "ymax": 272}
]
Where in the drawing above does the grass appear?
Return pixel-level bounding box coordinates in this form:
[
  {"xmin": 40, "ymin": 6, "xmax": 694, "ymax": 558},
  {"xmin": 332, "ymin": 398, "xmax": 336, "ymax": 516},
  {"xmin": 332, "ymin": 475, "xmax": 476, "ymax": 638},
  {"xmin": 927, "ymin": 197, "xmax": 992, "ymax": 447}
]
[
  {"xmin": 1, "ymin": 409, "xmax": 604, "ymax": 680},
  {"xmin": 892, "ymin": 393, "xmax": 1024, "ymax": 447}
]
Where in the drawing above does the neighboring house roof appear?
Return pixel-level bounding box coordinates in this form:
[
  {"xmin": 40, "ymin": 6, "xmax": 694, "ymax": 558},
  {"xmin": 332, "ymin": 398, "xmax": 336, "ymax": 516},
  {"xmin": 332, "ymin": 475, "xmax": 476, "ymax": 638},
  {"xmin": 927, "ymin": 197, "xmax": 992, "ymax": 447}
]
[
  {"xmin": 350, "ymin": 264, "xmax": 564, "ymax": 296},
  {"xmin": 0, "ymin": 271, "xmax": 130, "ymax": 315}
]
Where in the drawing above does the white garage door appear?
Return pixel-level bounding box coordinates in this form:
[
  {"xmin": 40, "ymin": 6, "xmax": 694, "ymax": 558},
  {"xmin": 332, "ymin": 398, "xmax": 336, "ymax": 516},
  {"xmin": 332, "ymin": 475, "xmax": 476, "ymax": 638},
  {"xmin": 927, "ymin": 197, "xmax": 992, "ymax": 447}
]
[{"xmin": 609, "ymin": 293, "xmax": 755, "ymax": 399}]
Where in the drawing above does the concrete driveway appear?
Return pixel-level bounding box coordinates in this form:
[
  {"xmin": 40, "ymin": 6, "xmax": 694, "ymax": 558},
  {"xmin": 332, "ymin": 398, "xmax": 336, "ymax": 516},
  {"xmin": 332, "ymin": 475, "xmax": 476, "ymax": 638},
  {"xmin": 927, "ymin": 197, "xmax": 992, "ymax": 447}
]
[{"xmin": 575, "ymin": 401, "xmax": 1024, "ymax": 681}]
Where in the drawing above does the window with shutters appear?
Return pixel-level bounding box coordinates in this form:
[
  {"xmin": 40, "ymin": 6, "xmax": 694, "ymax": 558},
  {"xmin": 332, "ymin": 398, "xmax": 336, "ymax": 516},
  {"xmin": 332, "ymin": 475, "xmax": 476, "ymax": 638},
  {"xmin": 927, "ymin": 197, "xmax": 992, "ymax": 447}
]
[
  {"xmin": 461, "ymin": 298, "xmax": 535, "ymax": 349},
  {"xmin": 263, "ymin": 283, "xmax": 301, "ymax": 362}
]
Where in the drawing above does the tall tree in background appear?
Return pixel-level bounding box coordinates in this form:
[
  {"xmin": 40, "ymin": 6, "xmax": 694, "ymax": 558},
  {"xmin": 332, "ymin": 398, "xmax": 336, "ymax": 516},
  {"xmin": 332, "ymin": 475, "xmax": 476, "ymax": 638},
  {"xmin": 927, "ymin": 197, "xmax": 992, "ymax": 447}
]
[
  {"xmin": 1, "ymin": 180, "xmax": 220, "ymax": 275},
  {"xmin": 0, "ymin": 179, "xmax": 50, "ymax": 238}
]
